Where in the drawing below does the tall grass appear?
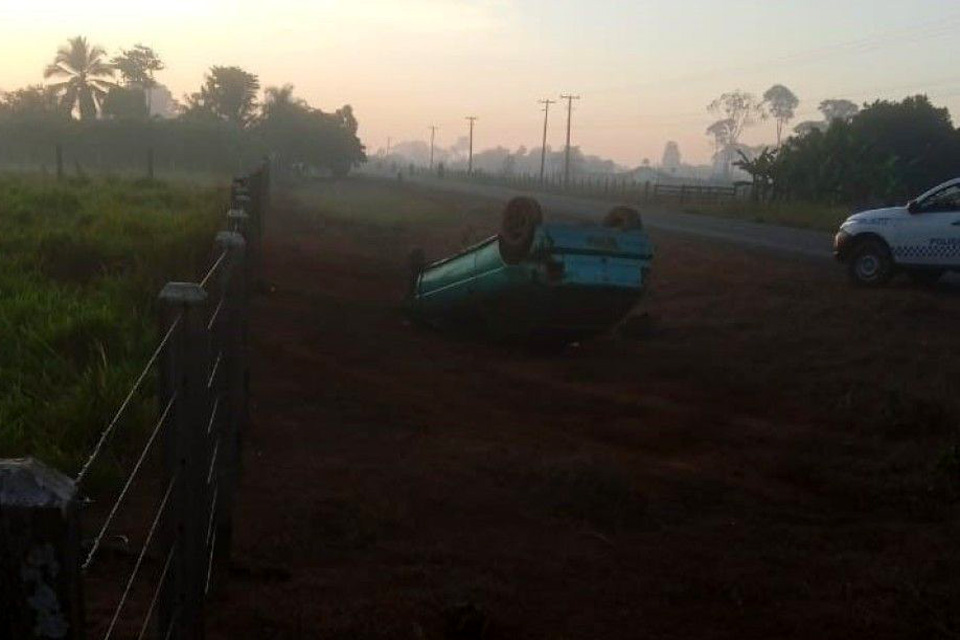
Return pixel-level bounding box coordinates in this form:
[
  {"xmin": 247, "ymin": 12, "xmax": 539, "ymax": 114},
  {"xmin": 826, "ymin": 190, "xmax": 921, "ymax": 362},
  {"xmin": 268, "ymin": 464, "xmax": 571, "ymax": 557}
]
[{"xmin": 0, "ymin": 175, "xmax": 224, "ymax": 474}]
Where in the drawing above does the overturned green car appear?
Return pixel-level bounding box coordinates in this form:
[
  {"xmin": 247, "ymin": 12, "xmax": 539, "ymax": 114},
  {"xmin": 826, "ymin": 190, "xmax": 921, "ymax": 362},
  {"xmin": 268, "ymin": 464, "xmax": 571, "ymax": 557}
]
[{"xmin": 407, "ymin": 197, "xmax": 654, "ymax": 344}]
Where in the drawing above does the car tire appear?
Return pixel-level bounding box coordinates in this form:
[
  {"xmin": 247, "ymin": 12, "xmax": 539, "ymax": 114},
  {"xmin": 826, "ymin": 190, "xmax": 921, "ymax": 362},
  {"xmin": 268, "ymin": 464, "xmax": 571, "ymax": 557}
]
[
  {"xmin": 907, "ymin": 268, "xmax": 943, "ymax": 287},
  {"xmin": 603, "ymin": 206, "xmax": 642, "ymax": 231},
  {"xmin": 847, "ymin": 238, "xmax": 894, "ymax": 287},
  {"xmin": 498, "ymin": 197, "xmax": 543, "ymax": 264}
]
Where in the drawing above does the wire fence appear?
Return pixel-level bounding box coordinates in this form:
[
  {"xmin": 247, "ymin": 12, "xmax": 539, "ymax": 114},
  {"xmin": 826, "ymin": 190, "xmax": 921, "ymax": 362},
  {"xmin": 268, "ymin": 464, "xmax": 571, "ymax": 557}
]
[
  {"xmin": 0, "ymin": 163, "xmax": 269, "ymax": 640},
  {"xmin": 378, "ymin": 163, "xmax": 748, "ymax": 206}
]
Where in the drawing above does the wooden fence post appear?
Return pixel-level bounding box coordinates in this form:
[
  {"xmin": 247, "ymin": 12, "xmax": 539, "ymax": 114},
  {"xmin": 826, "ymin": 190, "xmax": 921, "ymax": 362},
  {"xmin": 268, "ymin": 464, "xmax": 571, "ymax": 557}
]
[
  {"xmin": 0, "ymin": 458, "xmax": 85, "ymax": 640},
  {"xmin": 157, "ymin": 283, "xmax": 210, "ymax": 640}
]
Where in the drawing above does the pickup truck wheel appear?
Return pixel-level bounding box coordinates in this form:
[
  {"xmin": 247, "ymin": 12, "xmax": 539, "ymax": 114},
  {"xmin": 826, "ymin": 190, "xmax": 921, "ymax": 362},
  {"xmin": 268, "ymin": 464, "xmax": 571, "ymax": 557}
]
[
  {"xmin": 604, "ymin": 206, "xmax": 641, "ymax": 230},
  {"xmin": 847, "ymin": 239, "xmax": 894, "ymax": 287},
  {"xmin": 499, "ymin": 197, "xmax": 543, "ymax": 264},
  {"xmin": 907, "ymin": 268, "xmax": 943, "ymax": 287}
]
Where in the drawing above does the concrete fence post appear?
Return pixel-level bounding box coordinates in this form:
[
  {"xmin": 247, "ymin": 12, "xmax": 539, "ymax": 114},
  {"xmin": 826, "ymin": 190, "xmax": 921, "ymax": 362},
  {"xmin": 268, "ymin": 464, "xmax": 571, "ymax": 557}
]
[
  {"xmin": 0, "ymin": 458, "xmax": 85, "ymax": 640},
  {"xmin": 157, "ymin": 283, "xmax": 210, "ymax": 640},
  {"xmin": 210, "ymin": 232, "xmax": 247, "ymax": 576}
]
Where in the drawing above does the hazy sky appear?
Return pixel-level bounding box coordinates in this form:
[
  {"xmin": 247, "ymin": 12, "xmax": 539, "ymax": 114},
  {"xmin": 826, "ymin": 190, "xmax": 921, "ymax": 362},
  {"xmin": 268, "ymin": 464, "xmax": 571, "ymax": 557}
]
[{"xmin": 3, "ymin": 0, "xmax": 960, "ymax": 166}]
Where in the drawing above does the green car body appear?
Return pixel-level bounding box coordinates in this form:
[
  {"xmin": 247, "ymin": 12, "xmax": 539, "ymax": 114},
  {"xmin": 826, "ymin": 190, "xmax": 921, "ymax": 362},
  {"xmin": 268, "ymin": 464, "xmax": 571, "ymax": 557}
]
[{"xmin": 410, "ymin": 221, "xmax": 654, "ymax": 343}]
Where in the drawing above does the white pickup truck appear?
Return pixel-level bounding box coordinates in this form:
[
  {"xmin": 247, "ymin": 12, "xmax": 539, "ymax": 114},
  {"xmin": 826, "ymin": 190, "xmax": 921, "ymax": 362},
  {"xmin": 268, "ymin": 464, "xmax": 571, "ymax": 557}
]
[{"xmin": 834, "ymin": 177, "xmax": 960, "ymax": 286}]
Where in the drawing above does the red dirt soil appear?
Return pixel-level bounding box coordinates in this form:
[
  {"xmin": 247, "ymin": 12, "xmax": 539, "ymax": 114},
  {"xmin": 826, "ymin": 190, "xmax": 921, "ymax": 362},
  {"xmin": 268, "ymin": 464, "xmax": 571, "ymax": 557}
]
[{"xmin": 205, "ymin": 183, "xmax": 960, "ymax": 640}]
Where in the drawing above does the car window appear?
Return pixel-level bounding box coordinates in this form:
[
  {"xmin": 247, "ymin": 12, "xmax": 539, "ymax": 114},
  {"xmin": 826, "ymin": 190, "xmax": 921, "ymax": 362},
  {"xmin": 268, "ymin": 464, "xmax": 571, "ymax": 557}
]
[{"xmin": 918, "ymin": 185, "xmax": 960, "ymax": 213}]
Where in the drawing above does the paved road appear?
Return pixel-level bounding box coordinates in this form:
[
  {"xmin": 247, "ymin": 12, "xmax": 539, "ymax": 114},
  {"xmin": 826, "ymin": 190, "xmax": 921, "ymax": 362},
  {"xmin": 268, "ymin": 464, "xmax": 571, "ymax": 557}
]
[{"xmin": 412, "ymin": 177, "xmax": 836, "ymax": 260}]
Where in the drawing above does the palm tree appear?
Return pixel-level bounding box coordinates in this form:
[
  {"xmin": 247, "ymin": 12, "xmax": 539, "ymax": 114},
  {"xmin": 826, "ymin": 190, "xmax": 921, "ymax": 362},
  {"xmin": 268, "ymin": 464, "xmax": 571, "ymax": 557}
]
[{"xmin": 44, "ymin": 36, "xmax": 114, "ymax": 121}]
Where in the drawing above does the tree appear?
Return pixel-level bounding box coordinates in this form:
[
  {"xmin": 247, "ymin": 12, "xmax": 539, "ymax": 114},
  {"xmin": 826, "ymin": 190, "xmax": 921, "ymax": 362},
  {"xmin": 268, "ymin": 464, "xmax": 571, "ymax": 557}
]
[
  {"xmin": 0, "ymin": 85, "xmax": 66, "ymax": 120},
  {"xmin": 661, "ymin": 141, "xmax": 681, "ymax": 171},
  {"xmin": 261, "ymin": 84, "xmax": 307, "ymax": 119},
  {"xmin": 111, "ymin": 44, "xmax": 164, "ymax": 88},
  {"xmin": 763, "ymin": 84, "xmax": 799, "ymax": 146},
  {"xmin": 256, "ymin": 85, "xmax": 366, "ymax": 177},
  {"xmin": 773, "ymin": 95, "xmax": 960, "ymax": 204},
  {"xmin": 185, "ymin": 66, "xmax": 260, "ymax": 127},
  {"xmin": 102, "ymin": 86, "xmax": 148, "ymax": 120},
  {"xmin": 793, "ymin": 120, "xmax": 827, "ymax": 136},
  {"xmin": 733, "ymin": 147, "xmax": 778, "ymax": 202},
  {"xmin": 819, "ymin": 99, "xmax": 859, "ymax": 123},
  {"xmin": 708, "ymin": 90, "xmax": 766, "ymax": 147},
  {"xmin": 44, "ymin": 36, "xmax": 115, "ymax": 121},
  {"xmin": 707, "ymin": 91, "xmax": 765, "ymax": 176}
]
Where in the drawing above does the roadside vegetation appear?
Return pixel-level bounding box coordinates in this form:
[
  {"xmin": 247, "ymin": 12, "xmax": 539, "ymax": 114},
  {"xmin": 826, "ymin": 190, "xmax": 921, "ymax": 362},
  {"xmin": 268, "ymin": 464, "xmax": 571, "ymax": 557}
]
[
  {"xmin": 0, "ymin": 175, "xmax": 222, "ymax": 473},
  {"xmin": 0, "ymin": 37, "xmax": 366, "ymax": 179},
  {"xmin": 679, "ymin": 199, "xmax": 849, "ymax": 231}
]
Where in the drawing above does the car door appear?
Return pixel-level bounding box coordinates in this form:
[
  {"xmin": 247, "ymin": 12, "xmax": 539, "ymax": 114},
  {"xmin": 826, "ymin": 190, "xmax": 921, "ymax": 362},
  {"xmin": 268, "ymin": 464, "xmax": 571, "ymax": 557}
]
[{"xmin": 899, "ymin": 184, "xmax": 960, "ymax": 267}]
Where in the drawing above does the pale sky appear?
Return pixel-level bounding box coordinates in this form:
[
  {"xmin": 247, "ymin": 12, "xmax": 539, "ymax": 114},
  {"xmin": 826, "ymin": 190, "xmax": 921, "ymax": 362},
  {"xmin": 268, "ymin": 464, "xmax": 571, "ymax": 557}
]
[{"xmin": 2, "ymin": 0, "xmax": 959, "ymax": 166}]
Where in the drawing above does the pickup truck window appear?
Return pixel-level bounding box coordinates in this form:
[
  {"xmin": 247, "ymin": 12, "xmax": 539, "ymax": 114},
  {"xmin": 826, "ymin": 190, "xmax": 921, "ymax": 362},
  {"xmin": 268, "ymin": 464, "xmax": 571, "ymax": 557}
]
[{"xmin": 918, "ymin": 185, "xmax": 960, "ymax": 213}]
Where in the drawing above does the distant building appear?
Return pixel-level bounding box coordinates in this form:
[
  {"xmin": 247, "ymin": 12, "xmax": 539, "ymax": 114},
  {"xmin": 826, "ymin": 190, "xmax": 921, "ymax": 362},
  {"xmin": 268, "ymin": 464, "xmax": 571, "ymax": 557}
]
[
  {"xmin": 146, "ymin": 84, "xmax": 177, "ymax": 119},
  {"xmin": 661, "ymin": 141, "xmax": 681, "ymax": 173}
]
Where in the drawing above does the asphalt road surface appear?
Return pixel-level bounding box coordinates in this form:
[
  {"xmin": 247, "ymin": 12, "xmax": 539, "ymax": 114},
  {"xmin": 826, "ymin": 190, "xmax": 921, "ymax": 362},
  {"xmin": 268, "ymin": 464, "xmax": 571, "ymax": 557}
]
[{"xmin": 412, "ymin": 177, "xmax": 836, "ymax": 260}]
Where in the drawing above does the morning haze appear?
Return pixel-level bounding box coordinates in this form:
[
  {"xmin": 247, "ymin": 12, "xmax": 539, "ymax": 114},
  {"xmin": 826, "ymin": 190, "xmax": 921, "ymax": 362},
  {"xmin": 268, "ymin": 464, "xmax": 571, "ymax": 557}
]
[{"xmin": 3, "ymin": 0, "xmax": 960, "ymax": 167}]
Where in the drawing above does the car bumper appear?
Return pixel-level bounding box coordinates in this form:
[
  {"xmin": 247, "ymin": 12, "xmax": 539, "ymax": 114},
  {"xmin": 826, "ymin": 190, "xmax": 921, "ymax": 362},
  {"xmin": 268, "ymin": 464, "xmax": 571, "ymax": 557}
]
[{"xmin": 833, "ymin": 231, "xmax": 851, "ymax": 262}]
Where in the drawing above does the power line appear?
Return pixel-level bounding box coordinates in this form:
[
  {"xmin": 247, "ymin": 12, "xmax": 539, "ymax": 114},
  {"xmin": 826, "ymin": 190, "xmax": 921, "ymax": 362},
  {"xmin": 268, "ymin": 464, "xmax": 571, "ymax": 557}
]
[
  {"xmin": 584, "ymin": 11, "xmax": 960, "ymax": 95},
  {"xmin": 560, "ymin": 94, "xmax": 580, "ymax": 187},
  {"xmin": 537, "ymin": 99, "xmax": 556, "ymax": 184}
]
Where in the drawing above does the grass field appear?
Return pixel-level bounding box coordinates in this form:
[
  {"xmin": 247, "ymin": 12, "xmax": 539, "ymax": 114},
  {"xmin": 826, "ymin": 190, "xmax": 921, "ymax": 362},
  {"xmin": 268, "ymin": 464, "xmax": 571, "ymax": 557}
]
[
  {"xmin": 204, "ymin": 179, "xmax": 960, "ymax": 638},
  {"xmin": 0, "ymin": 175, "xmax": 224, "ymax": 475},
  {"xmin": 679, "ymin": 199, "xmax": 852, "ymax": 230},
  {"xmin": 289, "ymin": 177, "xmax": 500, "ymax": 226}
]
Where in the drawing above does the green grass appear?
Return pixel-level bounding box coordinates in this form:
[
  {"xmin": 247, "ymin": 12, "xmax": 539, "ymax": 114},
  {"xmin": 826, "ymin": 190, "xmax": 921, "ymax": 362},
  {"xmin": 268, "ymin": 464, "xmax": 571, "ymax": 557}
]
[
  {"xmin": 0, "ymin": 174, "xmax": 224, "ymax": 476},
  {"xmin": 290, "ymin": 177, "xmax": 494, "ymax": 226},
  {"xmin": 678, "ymin": 200, "xmax": 851, "ymax": 231}
]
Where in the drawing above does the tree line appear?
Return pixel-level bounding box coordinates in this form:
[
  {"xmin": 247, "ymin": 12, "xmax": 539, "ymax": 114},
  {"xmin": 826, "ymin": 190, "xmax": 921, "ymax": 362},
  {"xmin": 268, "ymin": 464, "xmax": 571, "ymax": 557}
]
[
  {"xmin": 0, "ymin": 37, "xmax": 366, "ymax": 176},
  {"xmin": 706, "ymin": 85, "xmax": 960, "ymax": 205}
]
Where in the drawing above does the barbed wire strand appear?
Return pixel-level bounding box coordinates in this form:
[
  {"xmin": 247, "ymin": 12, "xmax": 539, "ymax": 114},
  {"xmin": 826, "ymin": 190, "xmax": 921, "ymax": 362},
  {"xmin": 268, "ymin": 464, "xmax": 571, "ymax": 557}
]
[
  {"xmin": 102, "ymin": 471, "xmax": 178, "ymax": 640},
  {"xmin": 161, "ymin": 607, "xmax": 180, "ymax": 640},
  {"xmin": 81, "ymin": 393, "xmax": 177, "ymax": 573},
  {"xmin": 207, "ymin": 438, "xmax": 220, "ymax": 486},
  {"xmin": 205, "ymin": 484, "xmax": 219, "ymax": 547},
  {"xmin": 206, "ymin": 396, "xmax": 221, "ymax": 437},
  {"xmin": 206, "ymin": 295, "xmax": 226, "ymax": 332},
  {"xmin": 134, "ymin": 543, "xmax": 177, "ymax": 640},
  {"xmin": 199, "ymin": 249, "xmax": 229, "ymax": 290},
  {"xmin": 206, "ymin": 350, "xmax": 223, "ymax": 390},
  {"xmin": 75, "ymin": 313, "xmax": 183, "ymax": 486},
  {"xmin": 204, "ymin": 529, "xmax": 219, "ymax": 596}
]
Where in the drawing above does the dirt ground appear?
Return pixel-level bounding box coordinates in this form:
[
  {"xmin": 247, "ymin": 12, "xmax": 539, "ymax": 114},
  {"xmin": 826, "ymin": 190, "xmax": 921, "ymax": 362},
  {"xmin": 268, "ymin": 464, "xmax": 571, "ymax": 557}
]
[{"xmin": 204, "ymin": 181, "xmax": 960, "ymax": 639}]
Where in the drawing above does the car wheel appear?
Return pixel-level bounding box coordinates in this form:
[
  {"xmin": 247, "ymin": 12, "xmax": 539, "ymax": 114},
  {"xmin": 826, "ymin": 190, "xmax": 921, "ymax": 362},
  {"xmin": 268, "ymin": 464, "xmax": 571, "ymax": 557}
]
[
  {"xmin": 907, "ymin": 269, "xmax": 943, "ymax": 287},
  {"xmin": 498, "ymin": 197, "xmax": 543, "ymax": 264},
  {"xmin": 603, "ymin": 206, "xmax": 642, "ymax": 231},
  {"xmin": 847, "ymin": 239, "xmax": 894, "ymax": 287}
]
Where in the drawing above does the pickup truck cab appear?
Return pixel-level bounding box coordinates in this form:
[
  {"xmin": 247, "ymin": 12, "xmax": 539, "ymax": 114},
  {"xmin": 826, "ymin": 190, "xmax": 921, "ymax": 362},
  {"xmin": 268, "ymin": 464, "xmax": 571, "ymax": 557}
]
[
  {"xmin": 408, "ymin": 197, "xmax": 654, "ymax": 344},
  {"xmin": 834, "ymin": 177, "xmax": 960, "ymax": 286}
]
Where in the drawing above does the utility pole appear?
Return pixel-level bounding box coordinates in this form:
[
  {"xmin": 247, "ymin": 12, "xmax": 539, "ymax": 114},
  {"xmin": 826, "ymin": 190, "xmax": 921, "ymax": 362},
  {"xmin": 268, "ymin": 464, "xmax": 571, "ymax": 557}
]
[
  {"xmin": 465, "ymin": 116, "xmax": 478, "ymax": 175},
  {"xmin": 537, "ymin": 99, "xmax": 556, "ymax": 184},
  {"xmin": 560, "ymin": 94, "xmax": 580, "ymax": 188},
  {"xmin": 428, "ymin": 125, "xmax": 438, "ymax": 171},
  {"xmin": 386, "ymin": 137, "xmax": 392, "ymax": 156}
]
